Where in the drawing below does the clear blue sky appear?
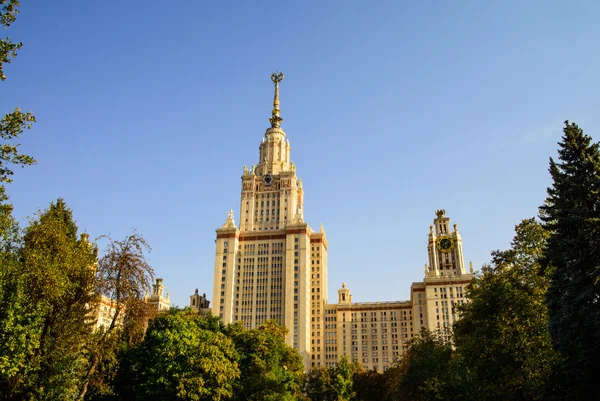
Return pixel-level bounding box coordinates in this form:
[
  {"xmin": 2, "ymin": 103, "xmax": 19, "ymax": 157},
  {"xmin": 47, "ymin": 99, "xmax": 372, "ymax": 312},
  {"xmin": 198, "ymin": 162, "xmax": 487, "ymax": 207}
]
[{"xmin": 2, "ymin": 1, "xmax": 599, "ymax": 307}]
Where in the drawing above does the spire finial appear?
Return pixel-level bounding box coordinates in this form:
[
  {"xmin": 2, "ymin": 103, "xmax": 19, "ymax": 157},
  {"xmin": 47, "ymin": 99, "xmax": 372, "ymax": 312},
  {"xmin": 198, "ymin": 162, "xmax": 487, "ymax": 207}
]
[{"xmin": 269, "ymin": 71, "xmax": 284, "ymax": 128}]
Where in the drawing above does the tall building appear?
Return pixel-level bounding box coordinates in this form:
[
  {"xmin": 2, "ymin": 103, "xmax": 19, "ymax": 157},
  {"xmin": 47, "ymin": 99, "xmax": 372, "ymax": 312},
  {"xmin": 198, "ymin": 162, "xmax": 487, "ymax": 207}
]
[{"xmin": 211, "ymin": 73, "xmax": 473, "ymax": 371}]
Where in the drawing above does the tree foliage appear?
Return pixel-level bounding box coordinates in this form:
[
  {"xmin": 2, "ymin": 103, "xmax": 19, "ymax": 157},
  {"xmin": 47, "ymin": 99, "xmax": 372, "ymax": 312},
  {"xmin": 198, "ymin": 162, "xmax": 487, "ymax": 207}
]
[
  {"xmin": 539, "ymin": 121, "xmax": 600, "ymax": 400},
  {"xmin": 0, "ymin": 0, "xmax": 35, "ymax": 233},
  {"xmin": 352, "ymin": 369, "xmax": 387, "ymax": 401},
  {"xmin": 304, "ymin": 365, "xmax": 336, "ymax": 401},
  {"xmin": 77, "ymin": 232, "xmax": 155, "ymax": 401},
  {"xmin": 385, "ymin": 329, "xmax": 459, "ymax": 401},
  {"xmin": 0, "ymin": 0, "xmax": 35, "ymax": 183},
  {"xmin": 1, "ymin": 0, "xmax": 23, "ymax": 81},
  {"xmin": 453, "ymin": 219, "xmax": 561, "ymax": 401},
  {"xmin": 225, "ymin": 320, "xmax": 305, "ymax": 401},
  {"xmin": 304, "ymin": 356, "xmax": 362, "ymax": 401},
  {"xmin": 0, "ymin": 238, "xmax": 41, "ymax": 398},
  {"xmin": 0, "ymin": 199, "xmax": 98, "ymax": 400},
  {"xmin": 119, "ymin": 309, "xmax": 240, "ymax": 401}
]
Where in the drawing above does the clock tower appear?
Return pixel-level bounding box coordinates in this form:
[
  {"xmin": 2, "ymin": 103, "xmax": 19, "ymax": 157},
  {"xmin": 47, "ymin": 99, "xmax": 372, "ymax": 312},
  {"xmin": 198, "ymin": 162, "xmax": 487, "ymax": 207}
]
[
  {"xmin": 426, "ymin": 209, "xmax": 466, "ymax": 278},
  {"xmin": 212, "ymin": 73, "xmax": 328, "ymax": 370}
]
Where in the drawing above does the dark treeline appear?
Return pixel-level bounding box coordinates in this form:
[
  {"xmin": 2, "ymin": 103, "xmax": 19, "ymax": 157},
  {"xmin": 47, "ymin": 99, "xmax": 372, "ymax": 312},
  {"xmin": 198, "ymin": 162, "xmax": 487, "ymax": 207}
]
[{"xmin": 2, "ymin": 2, "xmax": 600, "ymax": 400}]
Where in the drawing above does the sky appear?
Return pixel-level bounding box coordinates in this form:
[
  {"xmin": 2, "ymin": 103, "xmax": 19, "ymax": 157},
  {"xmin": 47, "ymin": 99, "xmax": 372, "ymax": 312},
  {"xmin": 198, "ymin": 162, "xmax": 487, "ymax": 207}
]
[{"xmin": 2, "ymin": 1, "xmax": 599, "ymax": 307}]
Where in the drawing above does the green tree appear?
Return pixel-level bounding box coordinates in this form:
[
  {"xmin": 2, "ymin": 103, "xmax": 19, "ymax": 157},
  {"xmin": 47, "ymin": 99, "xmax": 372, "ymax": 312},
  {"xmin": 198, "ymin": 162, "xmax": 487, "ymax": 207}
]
[
  {"xmin": 453, "ymin": 218, "xmax": 561, "ymax": 401},
  {"xmin": 0, "ymin": 0, "xmax": 36, "ymax": 232},
  {"xmin": 225, "ymin": 320, "xmax": 305, "ymax": 401},
  {"xmin": 539, "ymin": 121, "xmax": 600, "ymax": 400},
  {"xmin": 304, "ymin": 365, "xmax": 335, "ymax": 401},
  {"xmin": 352, "ymin": 369, "xmax": 387, "ymax": 401},
  {"xmin": 331, "ymin": 356, "xmax": 359, "ymax": 401},
  {"xmin": 0, "ymin": 225, "xmax": 41, "ymax": 398},
  {"xmin": 120, "ymin": 309, "xmax": 239, "ymax": 401},
  {"xmin": 0, "ymin": 4, "xmax": 38, "ymax": 391},
  {"xmin": 385, "ymin": 329, "xmax": 459, "ymax": 401},
  {"xmin": 0, "ymin": 199, "xmax": 98, "ymax": 400},
  {"xmin": 304, "ymin": 356, "xmax": 361, "ymax": 401}
]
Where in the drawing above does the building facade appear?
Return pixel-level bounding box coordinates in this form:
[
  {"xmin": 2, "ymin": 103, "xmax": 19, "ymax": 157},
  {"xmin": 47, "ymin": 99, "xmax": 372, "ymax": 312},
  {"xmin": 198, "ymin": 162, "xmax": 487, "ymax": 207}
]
[
  {"xmin": 320, "ymin": 209, "xmax": 473, "ymax": 371},
  {"xmin": 92, "ymin": 278, "xmax": 171, "ymax": 331},
  {"xmin": 92, "ymin": 295, "xmax": 124, "ymax": 331},
  {"xmin": 211, "ymin": 73, "xmax": 473, "ymax": 371}
]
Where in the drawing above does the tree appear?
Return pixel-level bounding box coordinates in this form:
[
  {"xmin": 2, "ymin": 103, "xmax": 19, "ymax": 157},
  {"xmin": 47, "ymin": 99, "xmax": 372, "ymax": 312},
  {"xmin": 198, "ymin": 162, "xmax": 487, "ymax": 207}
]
[
  {"xmin": 331, "ymin": 356, "xmax": 359, "ymax": 401},
  {"xmin": 119, "ymin": 309, "xmax": 239, "ymax": 401},
  {"xmin": 0, "ymin": 199, "xmax": 98, "ymax": 400},
  {"xmin": 225, "ymin": 320, "xmax": 305, "ymax": 401},
  {"xmin": 0, "ymin": 225, "xmax": 41, "ymax": 399},
  {"xmin": 539, "ymin": 121, "xmax": 600, "ymax": 400},
  {"xmin": 76, "ymin": 232, "xmax": 155, "ymax": 401},
  {"xmin": 0, "ymin": 4, "xmax": 38, "ymax": 391},
  {"xmin": 453, "ymin": 219, "xmax": 561, "ymax": 401},
  {"xmin": 304, "ymin": 356, "xmax": 362, "ymax": 401},
  {"xmin": 0, "ymin": 0, "xmax": 36, "ymax": 232},
  {"xmin": 352, "ymin": 369, "xmax": 387, "ymax": 401},
  {"xmin": 386, "ymin": 329, "xmax": 459, "ymax": 401},
  {"xmin": 304, "ymin": 365, "xmax": 336, "ymax": 401}
]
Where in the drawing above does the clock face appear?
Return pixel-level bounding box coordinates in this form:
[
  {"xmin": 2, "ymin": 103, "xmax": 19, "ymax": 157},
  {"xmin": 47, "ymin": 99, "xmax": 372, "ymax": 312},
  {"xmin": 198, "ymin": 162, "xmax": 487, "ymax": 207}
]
[
  {"xmin": 263, "ymin": 174, "xmax": 273, "ymax": 187},
  {"xmin": 436, "ymin": 236, "xmax": 454, "ymax": 252}
]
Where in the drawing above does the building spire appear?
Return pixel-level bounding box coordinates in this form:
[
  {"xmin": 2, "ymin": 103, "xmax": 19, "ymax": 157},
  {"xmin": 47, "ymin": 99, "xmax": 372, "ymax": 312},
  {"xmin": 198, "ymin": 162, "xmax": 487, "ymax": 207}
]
[{"xmin": 269, "ymin": 71, "xmax": 284, "ymax": 128}]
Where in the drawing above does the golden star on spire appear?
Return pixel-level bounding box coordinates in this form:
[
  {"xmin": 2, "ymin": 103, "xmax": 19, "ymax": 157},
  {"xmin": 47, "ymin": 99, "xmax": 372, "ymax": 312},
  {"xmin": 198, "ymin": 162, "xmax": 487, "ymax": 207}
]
[{"xmin": 269, "ymin": 71, "xmax": 284, "ymax": 128}]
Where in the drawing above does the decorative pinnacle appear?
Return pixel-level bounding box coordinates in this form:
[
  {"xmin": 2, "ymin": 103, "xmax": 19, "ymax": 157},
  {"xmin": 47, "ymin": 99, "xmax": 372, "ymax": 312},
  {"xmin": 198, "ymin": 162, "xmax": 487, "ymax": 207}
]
[{"xmin": 269, "ymin": 71, "xmax": 284, "ymax": 128}]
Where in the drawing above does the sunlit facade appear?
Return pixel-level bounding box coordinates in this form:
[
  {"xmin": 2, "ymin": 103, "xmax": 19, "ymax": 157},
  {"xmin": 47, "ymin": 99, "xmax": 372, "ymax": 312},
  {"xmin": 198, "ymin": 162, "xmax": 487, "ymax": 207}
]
[{"xmin": 211, "ymin": 74, "xmax": 473, "ymax": 371}]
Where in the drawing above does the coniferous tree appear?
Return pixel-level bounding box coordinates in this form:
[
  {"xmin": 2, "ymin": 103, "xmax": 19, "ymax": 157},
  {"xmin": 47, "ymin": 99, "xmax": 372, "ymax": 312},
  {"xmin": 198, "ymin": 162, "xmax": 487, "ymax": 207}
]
[{"xmin": 539, "ymin": 121, "xmax": 600, "ymax": 400}]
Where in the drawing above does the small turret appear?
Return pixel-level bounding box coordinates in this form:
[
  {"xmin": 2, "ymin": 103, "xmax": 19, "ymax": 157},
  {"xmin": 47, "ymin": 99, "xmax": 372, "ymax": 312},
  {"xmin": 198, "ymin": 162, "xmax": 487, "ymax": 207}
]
[
  {"xmin": 190, "ymin": 289, "xmax": 211, "ymax": 314},
  {"xmin": 338, "ymin": 282, "xmax": 352, "ymax": 305},
  {"xmin": 147, "ymin": 278, "xmax": 170, "ymax": 311}
]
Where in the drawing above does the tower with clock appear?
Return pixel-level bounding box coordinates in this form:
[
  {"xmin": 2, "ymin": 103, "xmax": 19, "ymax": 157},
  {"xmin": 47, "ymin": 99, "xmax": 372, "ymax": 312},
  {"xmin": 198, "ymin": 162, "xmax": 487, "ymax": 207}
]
[
  {"xmin": 426, "ymin": 209, "xmax": 466, "ymax": 278},
  {"xmin": 211, "ymin": 72, "xmax": 327, "ymax": 370},
  {"xmin": 421, "ymin": 209, "xmax": 471, "ymax": 342}
]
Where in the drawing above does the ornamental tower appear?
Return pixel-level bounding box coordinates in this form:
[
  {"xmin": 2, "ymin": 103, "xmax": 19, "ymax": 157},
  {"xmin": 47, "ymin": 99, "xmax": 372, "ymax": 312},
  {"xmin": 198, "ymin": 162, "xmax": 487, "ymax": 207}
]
[
  {"xmin": 423, "ymin": 209, "xmax": 471, "ymax": 342},
  {"xmin": 425, "ymin": 209, "xmax": 466, "ymax": 278},
  {"xmin": 212, "ymin": 73, "xmax": 328, "ymax": 369}
]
